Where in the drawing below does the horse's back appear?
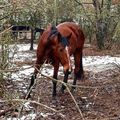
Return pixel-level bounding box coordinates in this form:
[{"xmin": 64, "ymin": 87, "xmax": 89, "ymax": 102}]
[
  {"xmin": 57, "ymin": 22, "xmax": 79, "ymax": 34},
  {"xmin": 57, "ymin": 22, "xmax": 85, "ymax": 48}
]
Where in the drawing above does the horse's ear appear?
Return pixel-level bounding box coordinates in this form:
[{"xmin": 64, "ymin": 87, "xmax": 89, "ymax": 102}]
[
  {"xmin": 40, "ymin": 29, "xmax": 44, "ymax": 35},
  {"xmin": 66, "ymin": 33, "xmax": 72, "ymax": 40}
]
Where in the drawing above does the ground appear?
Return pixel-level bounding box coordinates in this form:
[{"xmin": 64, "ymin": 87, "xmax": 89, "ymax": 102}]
[{"xmin": 0, "ymin": 44, "xmax": 120, "ymax": 120}]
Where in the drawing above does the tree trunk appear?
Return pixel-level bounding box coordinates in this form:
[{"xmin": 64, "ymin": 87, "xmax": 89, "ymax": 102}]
[
  {"xmin": 30, "ymin": 28, "xmax": 35, "ymax": 50},
  {"xmin": 96, "ymin": 20, "xmax": 107, "ymax": 49},
  {"xmin": 93, "ymin": 0, "xmax": 106, "ymax": 49}
]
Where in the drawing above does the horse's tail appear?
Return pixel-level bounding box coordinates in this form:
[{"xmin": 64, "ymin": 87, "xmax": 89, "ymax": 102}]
[{"xmin": 78, "ymin": 26, "xmax": 85, "ymax": 48}]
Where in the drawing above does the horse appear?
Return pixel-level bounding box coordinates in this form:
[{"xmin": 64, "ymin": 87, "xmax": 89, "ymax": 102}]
[{"xmin": 28, "ymin": 22, "xmax": 85, "ymax": 98}]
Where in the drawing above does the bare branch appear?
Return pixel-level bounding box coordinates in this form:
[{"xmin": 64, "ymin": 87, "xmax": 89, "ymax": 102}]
[
  {"xmin": 3, "ymin": 99, "xmax": 65, "ymax": 118},
  {"xmin": 0, "ymin": 106, "xmax": 14, "ymax": 117},
  {"xmin": 34, "ymin": 66, "xmax": 85, "ymax": 120},
  {"xmin": 74, "ymin": 0, "xmax": 95, "ymax": 27},
  {"xmin": 0, "ymin": 26, "xmax": 13, "ymax": 36}
]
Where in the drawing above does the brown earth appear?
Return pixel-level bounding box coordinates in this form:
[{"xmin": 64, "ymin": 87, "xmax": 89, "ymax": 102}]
[{"xmin": 0, "ymin": 46, "xmax": 120, "ymax": 120}]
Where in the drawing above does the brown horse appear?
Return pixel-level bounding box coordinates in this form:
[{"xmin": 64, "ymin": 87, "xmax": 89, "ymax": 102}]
[{"xmin": 28, "ymin": 22, "xmax": 85, "ymax": 98}]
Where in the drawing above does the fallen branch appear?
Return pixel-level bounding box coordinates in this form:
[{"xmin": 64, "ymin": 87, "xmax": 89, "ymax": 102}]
[
  {"xmin": 40, "ymin": 73, "xmax": 85, "ymax": 120},
  {"xmin": 3, "ymin": 99, "xmax": 65, "ymax": 118},
  {"xmin": 0, "ymin": 65, "xmax": 34, "ymax": 73},
  {"xmin": 34, "ymin": 66, "xmax": 85, "ymax": 120},
  {"xmin": 113, "ymin": 62, "xmax": 120, "ymax": 72},
  {"xmin": 0, "ymin": 68, "xmax": 20, "ymax": 73},
  {"xmin": 41, "ymin": 72, "xmax": 99, "ymax": 89},
  {"xmin": 0, "ymin": 106, "xmax": 14, "ymax": 117},
  {"xmin": 0, "ymin": 26, "xmax": 13, "ymax": 36}
]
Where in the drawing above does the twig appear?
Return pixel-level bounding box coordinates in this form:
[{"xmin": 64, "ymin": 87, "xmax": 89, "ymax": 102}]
[
  {"xmin": 24, "ymin": 62, "xmax": 47, "ymax": 100},
  {"xmin": 0, "ymin": 68, "xmax": 20, "ymax": 73},
  {"xmin": 74, "ymin": 0, "xmax": 95, "ymax": 27},
  {"xmin": 0, "ymin": 106, "xmax": 14, "ymax": 117},
  {"xmin": 40, "ymin": 73, "xmax": 85, "ymax": 120},
  {"xmin": 18, "ymin": 79, "xmax": 37, "ymax": 118},
  {"xmin": 113, "ymin": 62, "xmax": 120, "ymax": 71},
  {"xmin": 0, "ymin": 4, "xmax": 11, "ymax": 9},
  {"xmin": 0, "ymin": 65, "xmax": 34, "ymax": 73},
  {"xmin": 33, "ymin": 66, "xmax": 85, "ymax": 120},
  {"xmin": 18, "ymin": 61, "xmax": 47, "ymax": 118},
  {"xmin": 3, "ymin": 99, "xmax": 65, "ymax": 118},
  {"xmin": 66, "ymin": 85, "xmax": 85, "ymax": 120},
  {"xmin": 41, "ymin": 72, "xmax": 99, "ymax": 89},
  {"xmin": 0, "ymin": 26, "xmax": 13, "ymax": 36}
]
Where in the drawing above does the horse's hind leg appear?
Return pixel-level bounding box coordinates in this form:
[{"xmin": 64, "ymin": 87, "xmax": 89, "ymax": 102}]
[{"xmin": 72, "ymin": 48, "xmax": 84, "ymax": 91}]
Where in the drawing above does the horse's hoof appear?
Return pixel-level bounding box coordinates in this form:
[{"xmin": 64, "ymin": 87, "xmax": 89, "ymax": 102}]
[
  {"xmin": 70, "ymin": 87, "xmax": 76, "ymax": 94},
  {"xmin": 61, "ymin": 86, "xmax": 66, "ymax": 93},
  {"xmin": 51, "ymin": 96, "xmax": 58, "ymax": 106},
  {"xmin": 52, "ymin": 96, "xmax": 57, "ymax": 101},
  {"xmin": 61, "ymin": 86, "xmax": 66, "ymax": 94},
  {"xmin": 25, "ymin": 94, "xmax": 31, "ymax": 99},
  {"xmin": 81, "ymin": 74, "xmax": 85, "ymax": 81},
  {"xmin": 61, "ymin": 88, "xmax": 64, "ymax": 94}
]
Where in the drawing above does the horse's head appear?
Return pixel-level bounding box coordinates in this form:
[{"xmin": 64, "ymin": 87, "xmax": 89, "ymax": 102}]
[{"xmin": 48, "ymin": 26, "xmax": 72, "ymax": 73}]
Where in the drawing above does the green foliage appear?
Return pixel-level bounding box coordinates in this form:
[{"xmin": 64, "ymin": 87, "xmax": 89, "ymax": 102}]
[
  {"xmin": 112, "ymin": 22, "xmax": 120, "ymax": 42},
  {"xmin": 0, "ymin": 0, "xmax": 119, "ymax": 49},
  {"xmin": 0, "ymin": 31, "xmax": 11, "ymax": 78}
]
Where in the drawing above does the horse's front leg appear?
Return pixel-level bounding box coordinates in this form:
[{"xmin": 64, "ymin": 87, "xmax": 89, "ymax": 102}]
[
  {"xmin": 61, "ymin": 55, "xmax": 72, "ymax": 93},
  {"xmin": 61, "ymin": 69, "xmax": 69, "ymax": 93},
  {"xmin": 52, "ymin": 62, "xmax": 59, "ymax": 98}
]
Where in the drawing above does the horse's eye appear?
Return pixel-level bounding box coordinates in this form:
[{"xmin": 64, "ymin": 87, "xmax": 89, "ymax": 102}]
[{"xmin": 59, "ymin": 48, "xmax": 63, "ymax": 52}]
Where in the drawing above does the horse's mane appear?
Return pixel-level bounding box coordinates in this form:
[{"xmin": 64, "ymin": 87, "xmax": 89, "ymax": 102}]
[
  {"xmin": 49, "ymin": 26, "xmax": 58, "ymax": 38},
  {"xmin": 48, "ymin": 26, "xmax": 69, "ymax": 47}
]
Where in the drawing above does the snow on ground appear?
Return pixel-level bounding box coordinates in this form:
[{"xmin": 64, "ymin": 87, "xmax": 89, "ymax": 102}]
[
  {"xmin": 10, "ymin": 43, "xmax": 120, "ymax": 81},
  {"xmin": 2, "ymin": 44, "xmax": 120, "ymax": 120},
  {"xmin": 7, "ymin": 112, "xmax": 53, "ymax": 120},
  {"xmin": 11, "ymin": 65, "xmax": 34, "ymax": 81},
  {"xmin": 83, "ymin": 56, "xmax": 120, "ymax": 73},
  {"xmin": 7, "ymin": 113, "xmax": 36, "ymax": 120},
  {"xmin": 10, "ymin": 44, "xmax": 37, "ymax": 62},
  {"xmin": 10, "ymin": 43, "xmax": 37, "ymax": 52}
]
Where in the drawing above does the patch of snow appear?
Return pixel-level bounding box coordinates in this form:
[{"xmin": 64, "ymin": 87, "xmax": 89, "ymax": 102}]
[
  {"xmin": 11, "ymin": 55, "xmax": 120, "ymax": 81},
  {"xmin": 15, "ymin": 44, "xmax": 37, "ymax": 52},
  {"xmin": 19, "ymin": 65, "xmax": 34, "ymax": 75},
  {"xmin": 41, "ymin": 67, "xmax": 54, "ymax": 76},
  {"xmin": 40, "ymin": 112, "xmax": 48, "ymax": 118},
  {"xmin": 7, "ymin": 113, "xmax": 36, "ymax": 120},
  {"xmin": 83, "ymin": 56, "xmax": 120, "ymax": 73},
  {"xmin": 11, "ymin": 65, "xmax": 34, "ymax": 81},
  {"xmin": 40, "ymin": 112, "xmax": 54, "ymax": 118},
  {"xmin": 9, "ymin": 44, "xmax": 37, "ymax": 62},
  {"xmin": 6, "ymin": 112, "xmax": 54, "ymax": 120},
  {"xmin": 13, "ymin": 52, "xmax": 35, "ymax": 62},
  {"xmin": 8, "ymin": 43, "xmax": 120, "ymax": 80},
  {"xmin": 24, "ymin": 102, "xmax": 33, "ymax": 110},
  {"xmin": 41, "ymin": 65, "xmax": 64, "ymax": 77}
]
